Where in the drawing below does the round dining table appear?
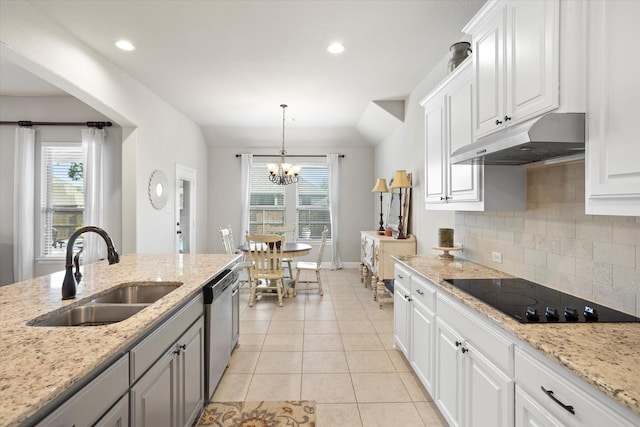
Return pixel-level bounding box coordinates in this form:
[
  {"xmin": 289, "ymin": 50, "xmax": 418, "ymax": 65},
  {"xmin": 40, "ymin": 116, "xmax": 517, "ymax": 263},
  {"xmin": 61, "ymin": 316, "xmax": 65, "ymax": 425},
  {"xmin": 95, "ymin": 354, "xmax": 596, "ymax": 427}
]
[
  {"xmin": 238, "ymin": 242, "xmax": 312, "ymax": 297},
  {"xmin": 238, "ymin": 242, "xmax": 312, "ymax": 257}
]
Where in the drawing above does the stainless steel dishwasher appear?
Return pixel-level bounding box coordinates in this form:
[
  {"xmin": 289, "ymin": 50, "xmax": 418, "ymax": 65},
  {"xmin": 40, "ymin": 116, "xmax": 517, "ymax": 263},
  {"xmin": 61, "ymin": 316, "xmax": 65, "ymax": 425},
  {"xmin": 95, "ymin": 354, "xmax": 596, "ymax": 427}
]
[{"xmin": 203, "ymin": 266, "xmax": 239, "ymax": 401}]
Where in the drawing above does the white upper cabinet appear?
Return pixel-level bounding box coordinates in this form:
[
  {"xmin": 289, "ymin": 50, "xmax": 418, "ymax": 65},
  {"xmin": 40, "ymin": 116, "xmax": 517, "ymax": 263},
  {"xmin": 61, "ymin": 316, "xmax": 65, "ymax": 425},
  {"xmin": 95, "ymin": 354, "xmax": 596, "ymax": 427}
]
[
  {"xmin": 421, "ymin": 59, "xmax": 526, "ymax": 211},
  {"xmin": 586, "ymin": 0, "xmax": 640, "ymax": 216},
  {"xmin": 465, "ymin": 0, "xmax": 559, "ymax": 140}
]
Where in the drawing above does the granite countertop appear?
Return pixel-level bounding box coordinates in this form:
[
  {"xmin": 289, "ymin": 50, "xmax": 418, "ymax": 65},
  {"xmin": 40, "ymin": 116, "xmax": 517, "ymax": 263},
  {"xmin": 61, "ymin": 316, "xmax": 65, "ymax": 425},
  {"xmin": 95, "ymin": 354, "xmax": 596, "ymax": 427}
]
[
  {"xmin": 394, "ymin": 255, "xmax": 640, "ymax": 417},
  {"xmin": 0, "ymin": 253, "xmax": 239, "ymax": 427}
]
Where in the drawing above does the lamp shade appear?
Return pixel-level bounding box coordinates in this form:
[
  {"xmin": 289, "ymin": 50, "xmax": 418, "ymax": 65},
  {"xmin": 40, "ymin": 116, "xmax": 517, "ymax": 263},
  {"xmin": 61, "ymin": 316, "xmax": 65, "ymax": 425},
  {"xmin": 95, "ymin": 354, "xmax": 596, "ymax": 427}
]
[
  {"xmin": 371, "ymin": 178, "xmax": 389, "ymax": 193},
  {"xmin": 390, "ymin": 170, "xmax": 412, "ymax": 189}
]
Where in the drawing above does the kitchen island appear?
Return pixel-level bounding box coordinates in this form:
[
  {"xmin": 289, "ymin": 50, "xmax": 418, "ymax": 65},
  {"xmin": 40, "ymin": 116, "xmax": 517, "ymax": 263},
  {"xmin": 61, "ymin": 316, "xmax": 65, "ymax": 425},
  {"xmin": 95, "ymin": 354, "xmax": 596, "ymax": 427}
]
[
  {"xmin": 394, "ymin": 255, "xmax": 640, "ymax": 422},
  {"xmin": 0, "ymin": 253, "xmax": 239, "ymax": 427}
]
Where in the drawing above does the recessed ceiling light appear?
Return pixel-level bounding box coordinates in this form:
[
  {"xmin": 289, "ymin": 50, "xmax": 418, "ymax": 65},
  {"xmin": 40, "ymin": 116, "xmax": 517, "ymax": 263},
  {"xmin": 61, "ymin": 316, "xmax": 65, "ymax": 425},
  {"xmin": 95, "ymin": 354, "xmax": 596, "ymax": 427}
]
[
  {"xmin": 327, "ymin": 42, "xmax": 345, "ymax": 54},
  {"xmin": 115, "ymin": 40, "xmax": 135, "ymax": 51}
]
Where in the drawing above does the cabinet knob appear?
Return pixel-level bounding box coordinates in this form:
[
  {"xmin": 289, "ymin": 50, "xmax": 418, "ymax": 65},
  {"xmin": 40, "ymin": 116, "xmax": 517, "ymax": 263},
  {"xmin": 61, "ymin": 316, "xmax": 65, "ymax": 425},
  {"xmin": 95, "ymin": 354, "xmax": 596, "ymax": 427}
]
[
  {"xmin": 504, "ymin": 115, "xmax": 512, "ymax": 122},
  {"xmin": 461, "ymin": 347, "xmax": 469, "ymax": 353},
  {"xmin": 179, "ymin": 344, "xmax": 187, "ymax": 350},
  {"xmin": 173, "ymin": 349, "xmax": 181, "ymax": 355},
  {"xmin": 455, "ymin": 341, "xmax": 462, "ymax": 347},
  {"xmin": 495, "ymin": 119, "xmax": 503, "ymax": 125}
]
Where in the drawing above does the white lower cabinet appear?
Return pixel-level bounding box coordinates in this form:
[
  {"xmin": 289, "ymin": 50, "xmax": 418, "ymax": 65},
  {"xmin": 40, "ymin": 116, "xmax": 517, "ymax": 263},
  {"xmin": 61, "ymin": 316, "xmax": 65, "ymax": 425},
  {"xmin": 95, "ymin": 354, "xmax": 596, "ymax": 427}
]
[
  {"xmin": 393, "ymin": 273, "xmax": 410, "ymax": 356},
  {"xmin": 393, "ymin": 264, "xmax": 436, "ymax": 396},
  {"xmin": 131, "ymin": 316, "xmax": 204, "ymax": 427},
  {"xmin": 515, "ymin": 347, "xmax": 640, "ymax": 427},
  {"xmin": 410, "ymin": 298, "xmax": 435, "ymax": 395}
]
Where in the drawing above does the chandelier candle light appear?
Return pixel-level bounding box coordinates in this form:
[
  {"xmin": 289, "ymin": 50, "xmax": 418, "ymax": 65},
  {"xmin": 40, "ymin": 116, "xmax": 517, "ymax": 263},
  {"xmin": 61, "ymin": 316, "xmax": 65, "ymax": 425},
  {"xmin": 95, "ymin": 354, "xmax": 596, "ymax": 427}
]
[
  {"xmin": 371, "ymin": 178, "xmax": 389, "ymax": 234},
  {"xmin": 267, "ymin": 104, "xmax": 301, "ymax": 185},
  {"xmin": 390, "ymin": 170, "xmax": 412, "ymax": 240}
]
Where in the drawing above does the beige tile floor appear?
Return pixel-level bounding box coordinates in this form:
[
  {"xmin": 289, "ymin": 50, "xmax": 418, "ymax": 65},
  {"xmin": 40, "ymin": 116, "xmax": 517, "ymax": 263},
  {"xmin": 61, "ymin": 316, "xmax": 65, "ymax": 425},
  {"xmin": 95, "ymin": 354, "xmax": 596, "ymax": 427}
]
[{"xmin": 211, "ymin": 268, "xmax": 448, "ymax": 427}]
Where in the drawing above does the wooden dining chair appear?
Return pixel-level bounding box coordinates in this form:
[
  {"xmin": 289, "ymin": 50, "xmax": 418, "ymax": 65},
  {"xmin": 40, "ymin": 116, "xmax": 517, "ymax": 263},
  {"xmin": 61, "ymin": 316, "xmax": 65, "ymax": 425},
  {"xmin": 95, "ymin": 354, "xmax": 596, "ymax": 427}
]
[
  {"xmin": 218, "ymin": 225, "xmax": 250, "ymax": 287},
  {"xmin": 292, "ymin": 226, "xmax": 328, "ymax": 297},
  {"xmin": 264, "ymin": 224, "xmax": 296, "ymax": 279},
  {"xmin": 245, "ymin": 233, "xmax": 286, "ymax": 307}
]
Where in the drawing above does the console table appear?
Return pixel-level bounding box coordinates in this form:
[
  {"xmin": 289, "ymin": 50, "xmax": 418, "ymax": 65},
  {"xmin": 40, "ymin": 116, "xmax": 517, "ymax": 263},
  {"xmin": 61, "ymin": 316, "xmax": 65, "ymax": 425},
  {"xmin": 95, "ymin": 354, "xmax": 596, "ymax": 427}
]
[{"xmin": 360, "ymin": 231, "xmax": 416, "ymax": 307}]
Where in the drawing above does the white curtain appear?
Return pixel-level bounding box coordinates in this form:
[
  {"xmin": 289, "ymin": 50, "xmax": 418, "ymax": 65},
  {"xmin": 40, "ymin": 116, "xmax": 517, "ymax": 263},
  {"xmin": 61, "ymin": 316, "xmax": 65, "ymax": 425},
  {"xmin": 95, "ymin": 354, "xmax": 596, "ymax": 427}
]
[
  {"xmin": 13, "ymin": 127, "xmax": 35, "ymax": 282},
  {"xmin": 82, "ymin": 128, "xmax": 105, "ymax": 264},
  {"xmin": 327, "ymin": 153, "xmax": 342, "ymax": 269},
  {"xmin": 240, "ymin": 153, "xmax": 253, "ymax": 237}
]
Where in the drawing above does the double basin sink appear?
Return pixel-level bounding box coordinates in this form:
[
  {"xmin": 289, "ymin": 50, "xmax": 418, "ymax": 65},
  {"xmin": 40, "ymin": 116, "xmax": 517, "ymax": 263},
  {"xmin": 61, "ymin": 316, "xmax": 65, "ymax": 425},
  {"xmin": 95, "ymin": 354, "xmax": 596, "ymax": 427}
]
[{"xmin": 29, "ymin": 283, "xmax": 182, "ymax": 327}]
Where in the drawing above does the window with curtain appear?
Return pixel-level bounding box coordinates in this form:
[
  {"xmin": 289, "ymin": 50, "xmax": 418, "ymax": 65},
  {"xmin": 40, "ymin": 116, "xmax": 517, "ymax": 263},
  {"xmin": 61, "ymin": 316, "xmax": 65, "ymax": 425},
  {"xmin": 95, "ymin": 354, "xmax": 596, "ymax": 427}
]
[
  {"xmin": 249, "ymin": 164, "xmax": 285, "ymax": 234},
  {"xmin": 248, "ymin": 161, "xmax": 332, "ymax": 241},
  {"xmin": 296, "ymin": 164, "xmax": 331, "ymax": 240},
  {"xmin": 40, "ymin": 143, "xmax": 84, "ymax": 257}
]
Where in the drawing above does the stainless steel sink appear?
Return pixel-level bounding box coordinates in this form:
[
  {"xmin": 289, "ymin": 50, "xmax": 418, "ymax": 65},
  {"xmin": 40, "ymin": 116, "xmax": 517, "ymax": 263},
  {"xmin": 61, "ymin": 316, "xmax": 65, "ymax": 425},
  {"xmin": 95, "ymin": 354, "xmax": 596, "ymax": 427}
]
[
  {"xmin": 29, "ymin": 304, "xmax": 148, "ymax": 327},
  {"xmin": 90, "ymin": 282, "xmax": 182, "ymax": 304},
  {"xmin": 28, "ymin": 282, "xmax": 182, "ymax": 327}
]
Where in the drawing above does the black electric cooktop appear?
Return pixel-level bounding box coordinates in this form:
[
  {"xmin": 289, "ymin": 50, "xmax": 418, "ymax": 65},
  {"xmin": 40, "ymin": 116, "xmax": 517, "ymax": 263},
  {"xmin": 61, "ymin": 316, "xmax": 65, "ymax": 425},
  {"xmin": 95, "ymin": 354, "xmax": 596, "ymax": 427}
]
[{"xmin": 443, "ymin": 278, "xmax": 640, "ymax": 323}]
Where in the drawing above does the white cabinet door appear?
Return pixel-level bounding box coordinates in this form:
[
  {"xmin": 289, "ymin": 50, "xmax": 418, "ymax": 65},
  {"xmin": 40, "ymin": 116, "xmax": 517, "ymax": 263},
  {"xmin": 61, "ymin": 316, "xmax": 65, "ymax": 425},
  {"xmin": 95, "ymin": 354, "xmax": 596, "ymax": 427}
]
[
  {"xmin": 470, "ymin": 0, "xmax": 559, "ymax": 139},
  {"xmin": 447, "ymin": 62, "xmax": 480, "ymax": 203},
  {"xmin": 131, "ymin": 347, "xmax": 179, "ymax": 427},
  {"xmin": 435, "ymin": 318, "xmax": 463, "ymax": 427},
  {"xmin": 515, "ymin": 386, "xmax": 564, "ymax": 427},
  {"xmin": 425, "ymin": 91, "xmax": 447, "ymax": 204},
  {"xmin": 472, "ymin": 3, "xmax": 505, "ymax": 139},
  {"xmin": 586, "ymin": 0, "xmax": 640, "ymax": 216},
  {"xmin": 180, "ymin": 318, "xmax": 205, "ymax": 427},
  {"xmin": 464, "ymin": 343, "xmax": 513, "ymax": 427},
  {"xmin": 410, "ymin": 300, "xmax": 435, "ymax": 395},
  {"xmin": 393, "ymin": 277, "xmax": 411, "ymax": 356},
  {"xmin": 505, "ymin": 0, "xmax": 559, "ymax": 125}
]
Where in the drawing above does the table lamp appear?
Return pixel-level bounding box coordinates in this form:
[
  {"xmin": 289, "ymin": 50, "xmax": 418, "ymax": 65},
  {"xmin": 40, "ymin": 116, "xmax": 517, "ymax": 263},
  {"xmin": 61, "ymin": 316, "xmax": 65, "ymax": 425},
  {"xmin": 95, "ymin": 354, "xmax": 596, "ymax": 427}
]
[
  {"xmin": 390, "ymin": 170, "xmax": 412, "ymax": 239},
  {"xmin": 371, "ymin": 178, "xmax": 389, "ymax": 234}
]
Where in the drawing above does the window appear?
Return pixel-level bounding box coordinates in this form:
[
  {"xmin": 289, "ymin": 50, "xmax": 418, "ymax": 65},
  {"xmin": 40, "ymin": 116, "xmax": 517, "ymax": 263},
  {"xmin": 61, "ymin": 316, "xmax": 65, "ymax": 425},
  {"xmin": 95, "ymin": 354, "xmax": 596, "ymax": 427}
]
[
  {"xmin": 40, "ymin": 143, "xmax": 84, "ymax": 257},
  {"xmin": 296, "ymin": 165, "xmax": 331, "ymax": 240},
  {"xmin": 248, "ymin": 161, "xmax": 332, "ymax": 241},
  {"xmin": 248, "ymin": 164, "xmax": 285, "ymax": 234}
]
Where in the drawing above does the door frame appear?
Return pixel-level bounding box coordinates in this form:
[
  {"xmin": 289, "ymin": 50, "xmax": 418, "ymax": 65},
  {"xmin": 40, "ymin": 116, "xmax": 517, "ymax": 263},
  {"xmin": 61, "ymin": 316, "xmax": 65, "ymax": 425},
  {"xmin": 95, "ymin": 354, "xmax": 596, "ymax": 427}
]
[{"xmin": 175, "ymin": 164, "xmax": 197, "ymax": 254}]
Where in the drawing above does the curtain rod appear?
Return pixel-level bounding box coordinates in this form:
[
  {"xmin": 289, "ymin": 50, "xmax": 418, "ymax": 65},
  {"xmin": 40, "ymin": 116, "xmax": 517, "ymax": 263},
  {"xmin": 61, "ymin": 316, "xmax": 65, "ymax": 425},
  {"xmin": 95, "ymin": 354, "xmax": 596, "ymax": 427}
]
[
  {"xmin": 235, "ymin": 154, "xmax": 344, "ymax": 158},
  {"xmin": 0, "ymin": 121, "xmax": 113, "ymax": 129}
]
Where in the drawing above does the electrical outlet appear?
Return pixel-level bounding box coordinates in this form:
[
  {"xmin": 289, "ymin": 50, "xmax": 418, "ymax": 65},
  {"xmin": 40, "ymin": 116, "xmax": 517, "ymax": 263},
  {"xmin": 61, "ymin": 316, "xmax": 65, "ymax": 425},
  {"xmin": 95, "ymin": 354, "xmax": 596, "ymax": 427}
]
[{"xmin": 491, "ymin": 251, "xmax": 503, "ymax": 263}]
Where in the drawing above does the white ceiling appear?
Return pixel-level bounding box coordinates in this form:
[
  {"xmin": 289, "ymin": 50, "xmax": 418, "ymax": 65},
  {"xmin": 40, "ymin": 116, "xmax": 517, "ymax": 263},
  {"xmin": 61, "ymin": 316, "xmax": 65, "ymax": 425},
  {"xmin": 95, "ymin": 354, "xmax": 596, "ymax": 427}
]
[{"xmin": 2, "ymin": 0, "xmax": 485, "ymax": 143}]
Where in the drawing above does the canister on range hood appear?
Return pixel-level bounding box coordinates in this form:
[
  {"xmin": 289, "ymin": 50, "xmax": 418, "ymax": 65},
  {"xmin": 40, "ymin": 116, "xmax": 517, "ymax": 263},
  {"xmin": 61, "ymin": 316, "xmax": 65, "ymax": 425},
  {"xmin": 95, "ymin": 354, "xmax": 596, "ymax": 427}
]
[{"xmin": 450, "ymin": 113, "xmax": 585, "ymax": 165}]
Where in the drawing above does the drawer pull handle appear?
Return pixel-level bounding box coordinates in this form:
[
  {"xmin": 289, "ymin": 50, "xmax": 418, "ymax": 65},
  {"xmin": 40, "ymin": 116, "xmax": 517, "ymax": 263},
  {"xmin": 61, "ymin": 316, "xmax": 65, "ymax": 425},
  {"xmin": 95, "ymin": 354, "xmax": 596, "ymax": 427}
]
[
  {"xmin": 397, "ymin": 274, "xmax": 404, "ymax": 279},
  {"xmin": 541, "ymin": 386, "xmax": 575, "ymax": 415},
  {"xmin": 416, "ymin": 289, "xmax": 424, "ymax": 295}
]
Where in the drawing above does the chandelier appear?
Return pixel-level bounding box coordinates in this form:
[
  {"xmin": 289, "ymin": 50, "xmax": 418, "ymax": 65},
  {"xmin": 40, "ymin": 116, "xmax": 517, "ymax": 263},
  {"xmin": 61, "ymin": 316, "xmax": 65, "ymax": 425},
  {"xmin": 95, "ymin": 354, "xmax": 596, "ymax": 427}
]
[{"xmin": 267, "ymin": 104, "xmax": 301, "ymax": 185}]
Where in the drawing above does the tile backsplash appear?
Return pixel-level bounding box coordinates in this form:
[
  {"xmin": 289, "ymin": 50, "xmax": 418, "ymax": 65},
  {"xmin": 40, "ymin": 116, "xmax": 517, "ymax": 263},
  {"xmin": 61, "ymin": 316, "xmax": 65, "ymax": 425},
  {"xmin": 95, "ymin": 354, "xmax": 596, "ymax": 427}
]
[{"xmin": 455, "ymin": 161, "xmax": 640, "ymax": 316}]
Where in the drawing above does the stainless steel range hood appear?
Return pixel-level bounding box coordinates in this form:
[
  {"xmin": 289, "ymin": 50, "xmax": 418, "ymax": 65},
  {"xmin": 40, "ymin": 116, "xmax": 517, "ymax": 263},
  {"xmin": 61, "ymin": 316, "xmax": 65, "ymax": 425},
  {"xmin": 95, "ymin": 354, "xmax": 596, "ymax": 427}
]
[{"xmin": 450, "ymin": 113, "xmax": 585, "ymax": 165}]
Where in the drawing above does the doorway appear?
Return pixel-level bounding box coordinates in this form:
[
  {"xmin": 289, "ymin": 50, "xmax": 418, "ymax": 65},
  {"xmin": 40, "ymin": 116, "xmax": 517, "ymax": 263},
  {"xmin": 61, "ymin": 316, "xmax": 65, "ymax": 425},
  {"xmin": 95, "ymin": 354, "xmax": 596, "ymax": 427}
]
[{"xmin": 176, "ymin": 165, "xmax": 196, "ymax": 254}]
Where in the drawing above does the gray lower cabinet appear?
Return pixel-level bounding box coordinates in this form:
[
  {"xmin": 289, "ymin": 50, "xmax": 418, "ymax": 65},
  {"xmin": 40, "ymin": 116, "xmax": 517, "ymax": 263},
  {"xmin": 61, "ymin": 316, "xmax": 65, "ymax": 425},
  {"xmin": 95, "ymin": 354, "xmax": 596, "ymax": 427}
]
[
  {"xmin": 94, "ymin": 393, "xmax": 129, "ymax": 427},
  {"xmin": 37, "ymin": 354, "xmax": 129, "ymax": 427},
  {"xmin": 130, "ymin": 316, "xmax": 204, "ymax": 427}
]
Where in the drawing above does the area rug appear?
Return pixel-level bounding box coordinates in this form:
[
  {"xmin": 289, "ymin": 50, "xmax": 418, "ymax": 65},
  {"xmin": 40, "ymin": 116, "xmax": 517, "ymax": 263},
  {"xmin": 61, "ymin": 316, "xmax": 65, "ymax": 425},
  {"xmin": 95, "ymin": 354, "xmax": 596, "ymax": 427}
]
[{"xmin": 197, "ymin": 400, "xmax": 316, "ymax": 427}]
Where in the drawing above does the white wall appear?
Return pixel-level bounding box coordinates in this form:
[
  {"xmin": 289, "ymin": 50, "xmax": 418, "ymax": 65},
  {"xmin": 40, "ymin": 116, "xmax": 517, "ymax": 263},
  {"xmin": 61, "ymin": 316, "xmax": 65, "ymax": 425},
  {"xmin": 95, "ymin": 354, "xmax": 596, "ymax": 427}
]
[
  {"xmin": 374, "ymin": 54, "xmax": 457, "ymax": 255},
  {"xmin": 0, "ymin": 96, "xmax": 122, "ymax": 284},
  {"xmin": 0, "ymin": 1, "xmax": 208, "ymax": 260},
  {"xmin": 204, "ymin": 126, "xmax": 374, "ymax": 263}
]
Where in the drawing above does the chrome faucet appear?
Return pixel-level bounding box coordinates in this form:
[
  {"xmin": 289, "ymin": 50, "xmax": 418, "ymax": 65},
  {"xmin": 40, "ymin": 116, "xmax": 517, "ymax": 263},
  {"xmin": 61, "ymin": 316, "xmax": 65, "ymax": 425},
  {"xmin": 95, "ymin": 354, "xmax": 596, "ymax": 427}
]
[{"xmin": 61, "ymin": 226, "xmax": 120, "ymax": 300}]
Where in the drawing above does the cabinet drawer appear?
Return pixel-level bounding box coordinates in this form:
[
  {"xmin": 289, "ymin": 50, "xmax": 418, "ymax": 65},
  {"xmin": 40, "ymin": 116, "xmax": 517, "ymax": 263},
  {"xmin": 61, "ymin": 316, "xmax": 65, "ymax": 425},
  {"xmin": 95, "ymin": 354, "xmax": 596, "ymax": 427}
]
[
  {"xmin": 38, "ymin": 354, "xmax": 129, "ymax": 427},
  {"xmin": 411, "ymin": 275, "xmax": 436, "ymax": 312},
  {"xmin": 437, "ymin": 293, "xmax": 513, "ymax": 374},
  {"xmin": 130, "ymin": 293, "xmax": 203, "ymax": 383},
  {"xmin": 394, "ymin": 264, "xmax": 411, "ymax": 290},
  {"xmin": 515, "ymin": 348, "xmax": 639, "ymax": 427}
]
